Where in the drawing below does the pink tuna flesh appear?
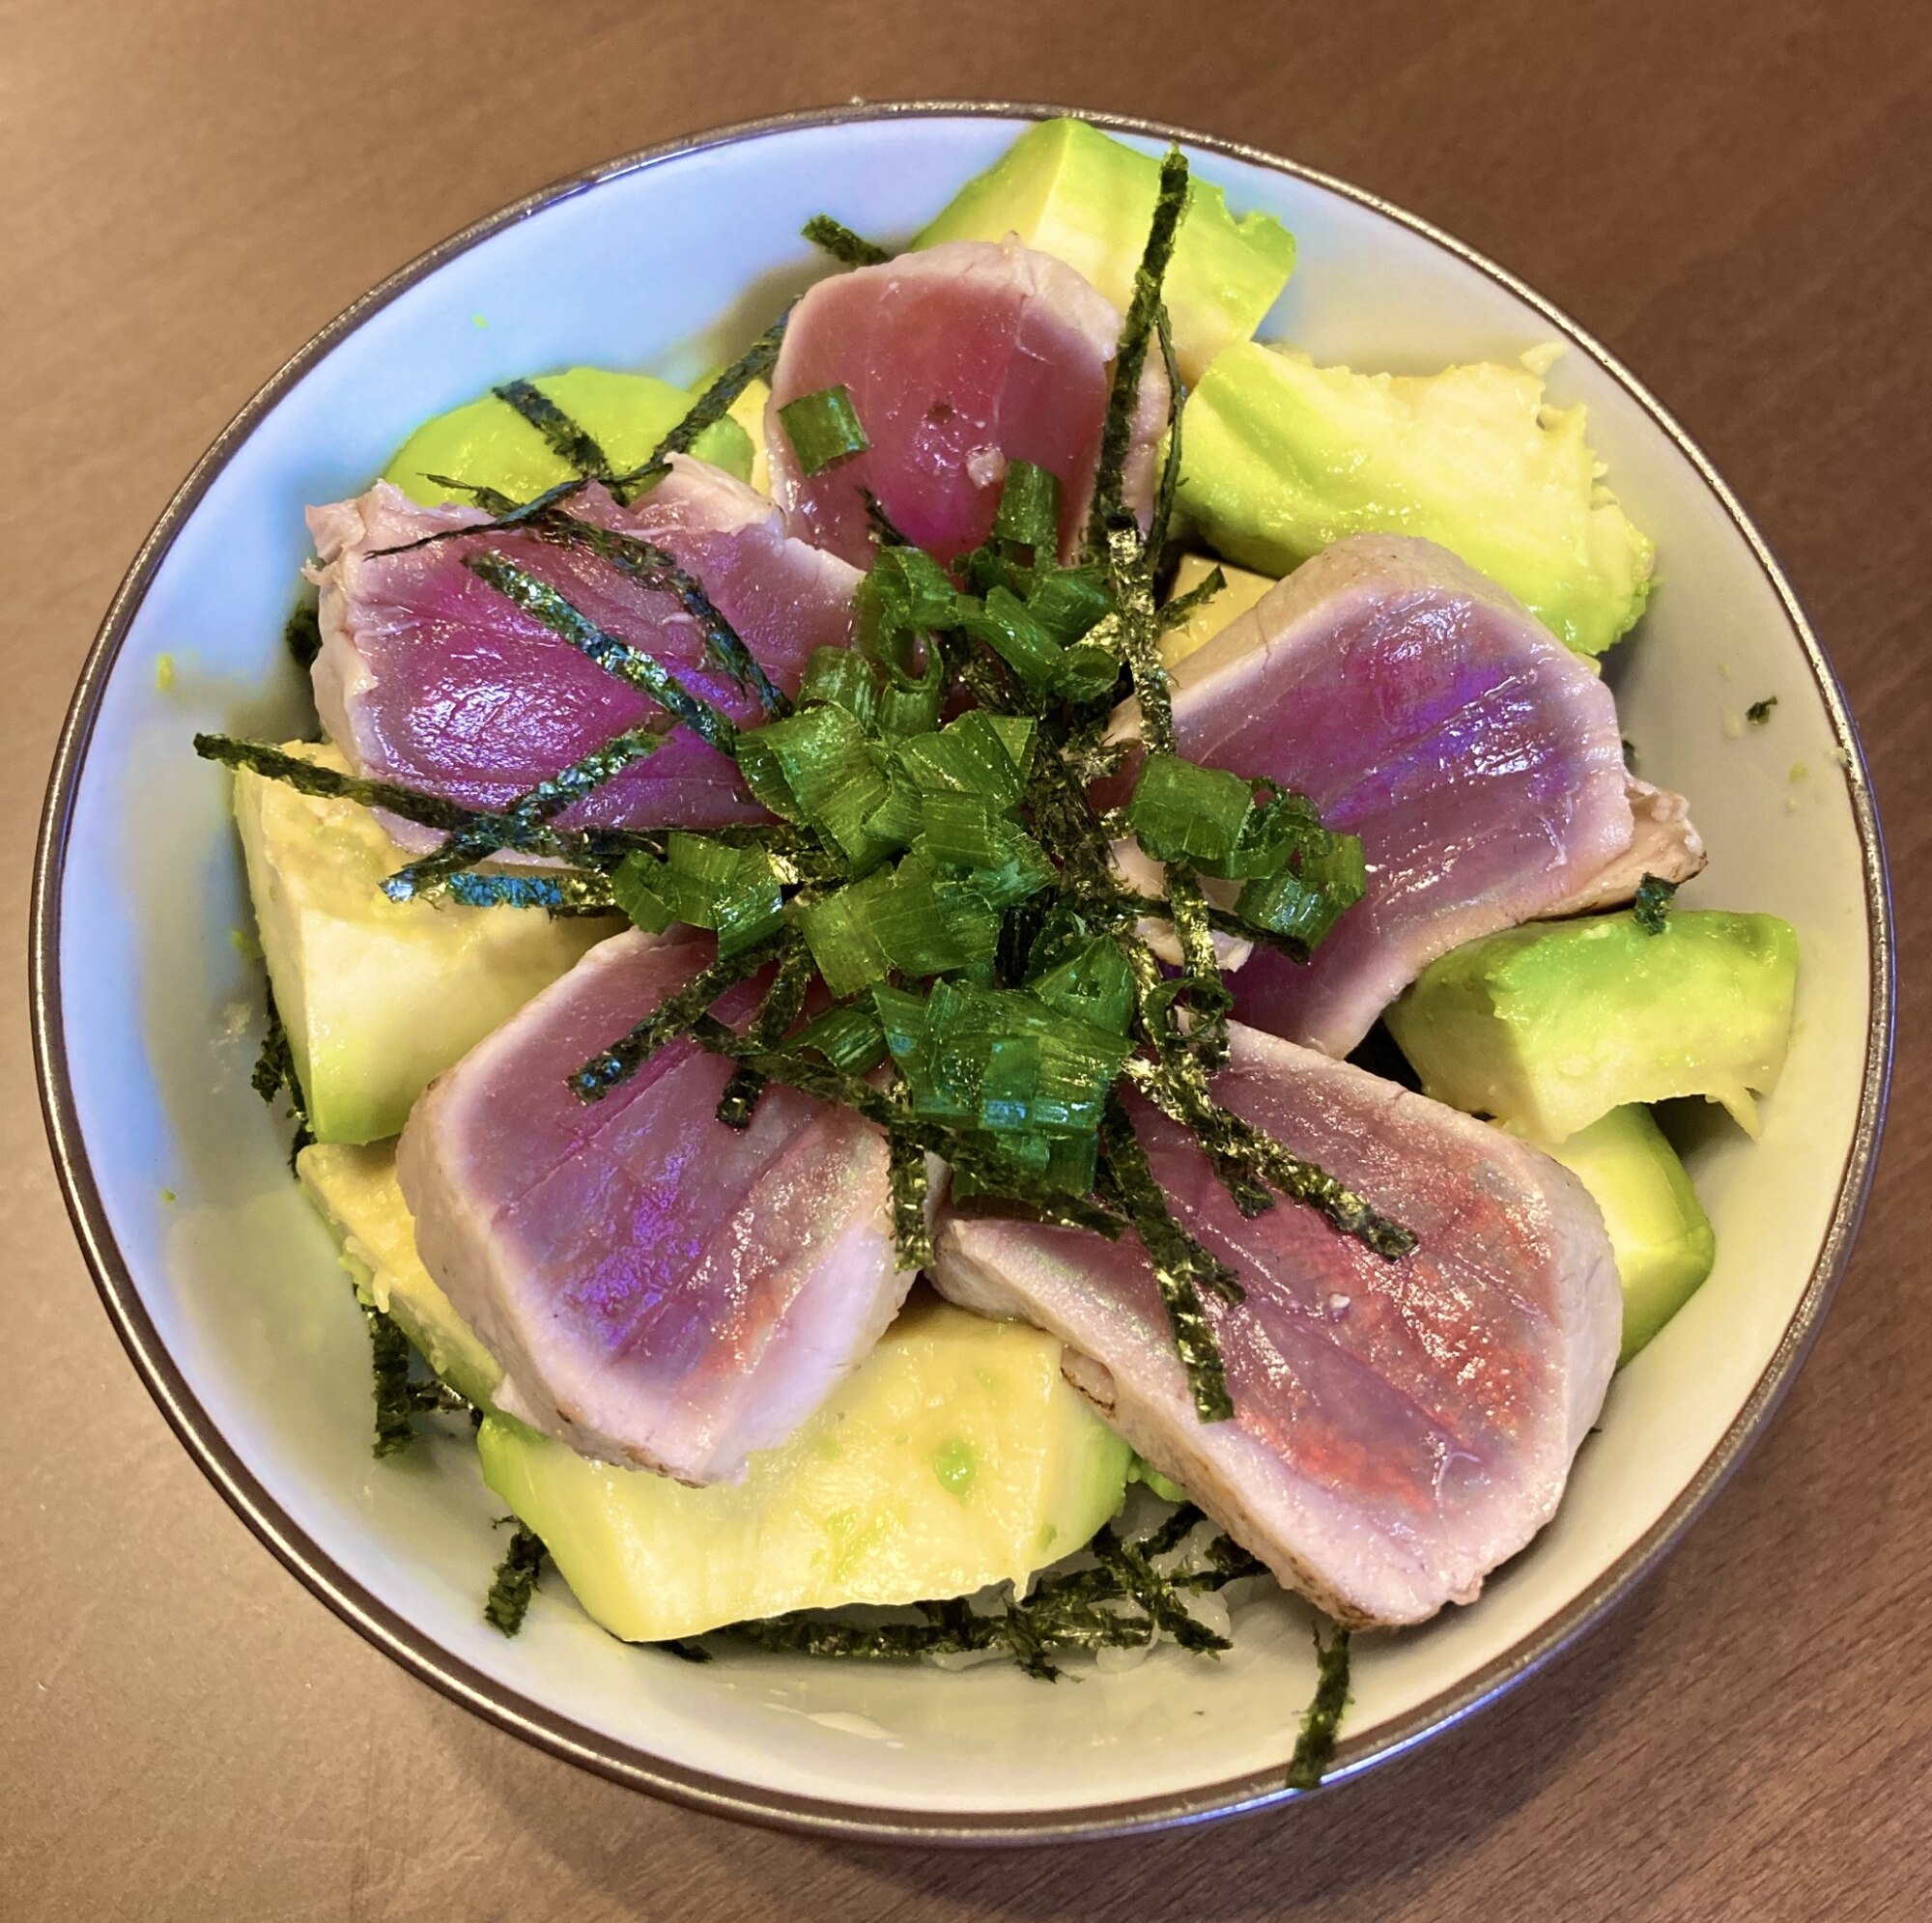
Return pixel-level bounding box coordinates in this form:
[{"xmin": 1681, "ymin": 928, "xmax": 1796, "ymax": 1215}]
[
  {"xmin": 1106, "ymin": 534, "xmax": 1659, "ymax": 1057},
  {"xmin": 931, "ymin": 1020, "xmax": 1621, "ymax": 1626},
  {"xmin": 396, "ymin": 929, "xmax": 914, "ymax": 1482},
  {"xmin": 767, "ymin": 238, "xmax": 1166, "ymax": 568},
  {"xmin": 307, "ymin": 458, "xmax": 860, "ymax": 832}
]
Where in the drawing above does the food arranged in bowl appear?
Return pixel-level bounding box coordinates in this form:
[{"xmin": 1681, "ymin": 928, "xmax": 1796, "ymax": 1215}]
[{"xmin": 185, "ymin": 116, "xmax": 1805, "ymax": 1791}]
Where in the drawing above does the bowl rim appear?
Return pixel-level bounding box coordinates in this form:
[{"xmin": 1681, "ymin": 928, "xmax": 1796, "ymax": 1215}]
[{"xmin": 30, "ymin": 99, "xmax": 1895, "ymax": 1846}]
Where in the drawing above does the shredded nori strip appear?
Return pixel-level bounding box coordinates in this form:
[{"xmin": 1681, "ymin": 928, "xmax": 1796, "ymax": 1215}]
[
  {"xmin": 802, "ymin": 213, "xmax": 892, "ymax": 267},
  {"xmin": 1286, "ymin": 1621, "xmax": 1352, "ymax": 1790},
  {"xmin": 1085, "ymin": 147, "xmax": 1190, "ymax": 552},
  {"xmin": 1147, "ymin": 304, "xmax": 1186, "ymax": 561},
  {"xmin": 519, "ymin": 511, "xmax": 789, "ymax": 718},
  {"xmin": 250, "ymin": 985, "xmax": 313, "ymax": 1170},
  {"xmin": 713, "ymin": 1506, "xmax": 1259, "ymax": 1679},
  {"xmin": 493, "ymin": 378, "xmax": 614, "ymax": 482},
  {"xmin": 1156, "ymin": 564, "xmax": 1227, "ymax": 635},
  {"xmin": 570, "ymin": 937, "xmax": 784, "ymax": 1100},
  {"xmin": 284, "ymin": 598, "xmax": 323, "ymax": 671},
  {"xmin": 616, "ymin": 313, "xmax": 789, "ymax": 497},
  {"xmin": 440, "ymin": 868, "xmax": 617, "ymax": 914},
  {"xmin": 860, "ymin": 486, "xmax": 912, "ymax": 548},
  {"xmin": 1098, "ymin": 1096, "xmax": 1236, "ymax": 1422},
  {"xmin": 1090, "ymin": 1524, "xmax": 1232, "ymax": 1654},
  {"xmin": 715, "ymin": 937, "xmax": 816, "ymax": 1128},
  {"xmin": 887, "ymin": 1130, "xmax": 934, "ymax": 1271},
  {"xmin": 1747, "ymin": 694, "xmax": 1778, "ymax": 725},
  {"xmin": 484, "ymin": 1522, "xmax": 549, "ymax": 1636},
  {"xmin": 365, "ymin": 1305, "xmax": 420, "ymax": 1457},
  {"xmin": 381, "ymin": 723, "xmax": 666, "ymax": 901},
  {"xmin": 1633, "ymin": 872, "xmax": 1679, "ymax": 935},
  {"xmin": 463, "ymin": 552, "xmax": 743, "ymax": 752}
]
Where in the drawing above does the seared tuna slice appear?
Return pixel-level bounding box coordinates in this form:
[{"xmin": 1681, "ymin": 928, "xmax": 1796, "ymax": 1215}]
[
  {"xmin": 1107, "ymin": 533, "xmax": 1686, "ymax": 1057},
  {"xmin": 308, "ymin": 458, "xmax": 860, "ymax": 833},
  {"xmin": 396, "ymin": 929, "xmax": 913, "ymax": 1483},
  {"xmin": 767, "ymin": 238, "xmax": 1166, "ymax": 568},
  {"xmin": 931, "ymin": 1020, "xmax": 1621, "ymax": 1626}
]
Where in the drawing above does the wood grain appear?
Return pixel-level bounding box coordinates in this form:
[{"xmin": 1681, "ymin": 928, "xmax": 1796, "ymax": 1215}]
[{"xmin": 3, "ymin": 2, "xmax": 1926, "ymax": 1916}]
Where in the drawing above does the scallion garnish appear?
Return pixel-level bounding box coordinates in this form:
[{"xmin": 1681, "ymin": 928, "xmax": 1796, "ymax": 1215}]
[
  {"xmin": 778, "ymin": 383, "xmax": 871, "ymax": 477},
  {"xmin": 224, "ymin": 161, "xmax": 1407, "ymax": 1452}
]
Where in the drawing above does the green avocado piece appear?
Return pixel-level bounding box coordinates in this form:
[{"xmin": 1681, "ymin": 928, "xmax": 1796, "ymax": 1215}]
[
  {"xmin": 1535, "ymin": 1106, "xmax": 1717, "ymax": 1365},
  {"xmin": 235, "ymin": 741, "xmax": 614, "ymax": 1143},
  {"xmin": 914, "ymin": 118, "xmax": 1297, "ymax": 382},
  {"xmin": 477, "ymin": 1297, "xmax": 1133, "ymax": 1642},
  {"xmin": 382, "ymin": 367, "xmax": 753, "ymax": 507},
  {"xmin": 1386, "ymin": 909, "xmax": 1799, "ymax": 1145},
  {"xmin": 1176, "ymin": 343, "xmax": 1656, "ymax": 655},
  {"xmin": 297, "ymin": 1140, "xmax": 502, "ymax": 1406}
]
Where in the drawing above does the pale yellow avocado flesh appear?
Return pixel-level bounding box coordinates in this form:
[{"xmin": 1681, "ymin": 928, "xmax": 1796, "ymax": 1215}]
[
  {"xmin": 478, "ymin": 1299, "xmax": 1134, "ymax": 1642},
  {"xmin": 297, "ymin": 1140, "xmax": 503, "ymax": 1407},
  {"xmin": 1386, "ymin": 909, "xmax": 1799, "ymax": 1145},
  {"xmin": 1159, "ymin": 551, "xmax": 1277, "ymax": 667},
  {"xmin": 913, "ymin": 117, "xmax": 1296, "ymax": 383},
  {"xmin": 1177, "ymin": 343, "xmax": 1656, "ymax": 656},
  {"xmin": 234, "ymin": 742, "xmax": 614, "ymax": 1144},
  {"xmin": 1530, "ymin": 1106, "xmax": 1718, "ymax": 1366}
]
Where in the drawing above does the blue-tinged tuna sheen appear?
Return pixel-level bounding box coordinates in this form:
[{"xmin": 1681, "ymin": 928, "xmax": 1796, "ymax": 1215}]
[{"xmin": 1108, "ymin": 534, "xmax": 1701, "ymax": 1059}]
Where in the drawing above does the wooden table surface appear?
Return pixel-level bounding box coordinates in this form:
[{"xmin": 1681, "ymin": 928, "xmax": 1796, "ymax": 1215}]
[{"xmin": 5, "ymin": 2, "xmax": 1927, "ymax": 1915}]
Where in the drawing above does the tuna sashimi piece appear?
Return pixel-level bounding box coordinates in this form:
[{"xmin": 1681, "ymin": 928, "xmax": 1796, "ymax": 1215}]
[
  {"xmin": 1107, "ymin": 534, "xmax": 1698, "ymax": 1057},
  {"xmin": 308, "ymin": 457, "xmax": 861, "ymax": 832},
  {"xmin": 767, "ymin": 238, "xmax": 1167, "ymax": 568},
  {"xmin": 931, "ymin": 1021, "xmax": 1621, "ymax": 1626},
  {"xmin": 396, "ymin": 929, "xmax": 914, "ymax": 1482}
]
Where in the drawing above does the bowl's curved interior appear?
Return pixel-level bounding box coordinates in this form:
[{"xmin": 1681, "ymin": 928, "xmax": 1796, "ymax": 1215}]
[{"xmin": 41, "ymin": 108, "xmax": 1884, "ymax": 1835}]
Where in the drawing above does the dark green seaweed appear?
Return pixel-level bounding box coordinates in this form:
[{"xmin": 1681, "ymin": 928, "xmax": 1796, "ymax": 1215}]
[
  {"xmin": 1286, "ymin": 1622, "xmax": 1352, "ymax": 1791},
  {"xmin": 802, "ymin": 214, "xmax": 892, "ymax": 266},
  {"xmin": 484, "ymin": 1523, "xmax": 549, "ymax": 1636},
  {"xmin": 493, "ymin": 378, "xmax": 614, "ymax": 481},
  {"xmin": 1633, "ymin": 872, "xmax": 1679, "ymax": 935}
]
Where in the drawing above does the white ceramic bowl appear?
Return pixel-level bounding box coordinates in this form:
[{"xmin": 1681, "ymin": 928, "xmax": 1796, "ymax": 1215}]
[{"xmin": 34, "ymin": 104, "xmax": 1891, "ymax": 1842}]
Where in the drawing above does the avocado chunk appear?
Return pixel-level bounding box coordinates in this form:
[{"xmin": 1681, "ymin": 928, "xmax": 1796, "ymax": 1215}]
[
  {"xmin": 235, "ymin": 742, "xmax": 614, "ymax": 1143},
  {"xmin": 477, "ymin": 1298, "xmax": 1133, "ymax": 1641},
  {"xmin": 1176, "ymin": 343, "xmax": 1655, "ymax": 655},
  {"xmin": 1160, "ymin": 551, "xmax": 1276, "ymax": 667},
  {"xmin": 1535, "ymin": 1106, "xmax": 1717, "ymax": 1365},
  {"xmin": 383, "ymin": 366, "xmax": 753, "ymax": 508},
  {"xmin": 914, "ymin": 118, "xmax": 1297, "ymax": 382},
  {"xmin": 1386, "ymin": 909, "xmax": 1799, "ymax": 1144},
  {"xmin": 297, "ymin": 1141, "xmax": 502, "ymax": 1406}
]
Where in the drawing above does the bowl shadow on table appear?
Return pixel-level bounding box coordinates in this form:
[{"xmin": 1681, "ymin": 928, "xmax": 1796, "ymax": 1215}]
[{"xmin": 460, "ymin": 1570, "xmax": 1661, "ymax": 1916}]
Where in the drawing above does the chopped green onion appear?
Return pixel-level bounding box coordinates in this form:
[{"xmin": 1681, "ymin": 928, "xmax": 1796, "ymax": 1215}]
[
  {"xmin": 734, "ymin": 703, "xmax": 896, "ymax": 871},
  {"xmin": 1127, "ymin": 752, "xmax": 1255, "ymax": 868},
  {"xmin": 778, "ymin": 384, "xmax": 870, "ymax": 477},
  {"xmin": 792, "ymin": 1003, "xmax": 890, "ymax": 1076},
  {"xmin": 991, "ymin": 460, "xmax": 1063, "ymax": 555},
  {"xmin": 798, "ymin": 647, "xmax": 881, "ymax": 725},
  {"xmin": 793, "ymin": 868, "xmax": 895, "ymax": 997}
]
